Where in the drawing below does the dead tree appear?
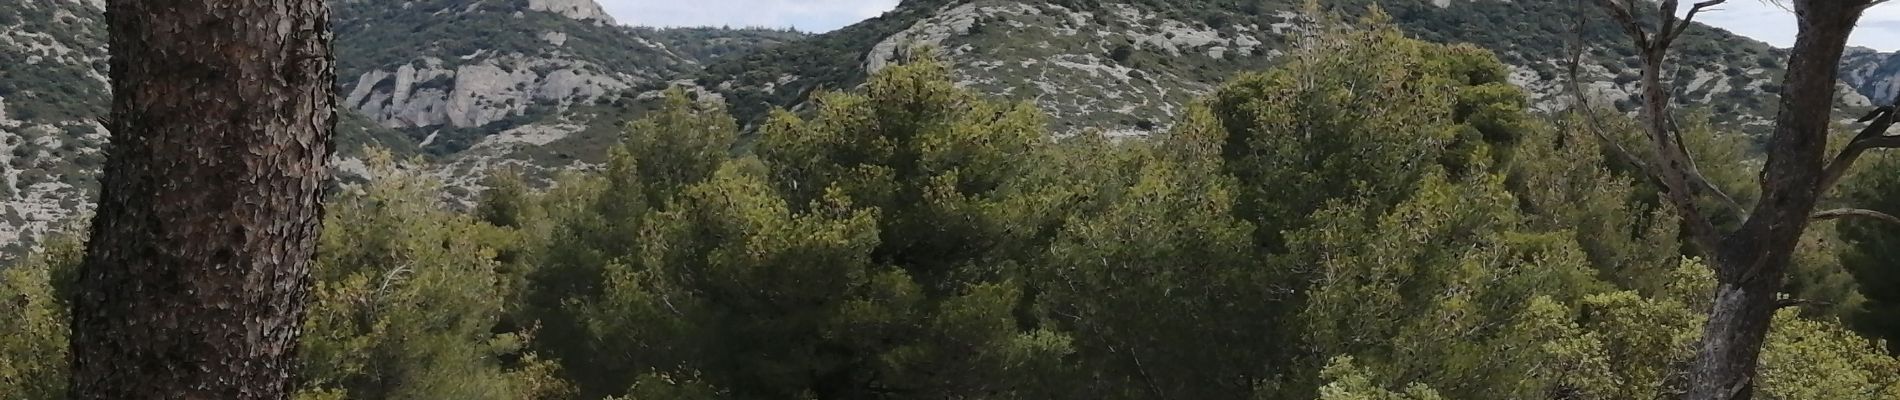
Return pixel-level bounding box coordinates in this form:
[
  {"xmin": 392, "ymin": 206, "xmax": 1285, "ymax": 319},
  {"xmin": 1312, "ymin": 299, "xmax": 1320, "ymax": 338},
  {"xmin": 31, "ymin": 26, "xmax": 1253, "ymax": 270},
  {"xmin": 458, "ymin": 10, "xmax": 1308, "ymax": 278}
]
[
  {"xmin": 68, "ymin": 0, "xmax": 336, "ymax": 398},
  {"xmin": 1579, "ymin": 1, "xmax": 1896, "ymax": 399}
]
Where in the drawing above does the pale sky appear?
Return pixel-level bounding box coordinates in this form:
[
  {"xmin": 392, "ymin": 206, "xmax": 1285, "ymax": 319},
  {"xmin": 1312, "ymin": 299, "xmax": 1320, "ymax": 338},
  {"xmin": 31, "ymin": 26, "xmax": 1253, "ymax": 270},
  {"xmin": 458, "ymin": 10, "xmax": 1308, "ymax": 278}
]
[
  {"xmin": 598, "ymin": 0, "xmax": 1900, "ymax": 51},
  {"xmin": 1695, "ymin": 1, "xmax": 1900, "ymax": 51},
  {"xmin": 598, "ymin": 0, "xmax": 898, "ymax": 32}
]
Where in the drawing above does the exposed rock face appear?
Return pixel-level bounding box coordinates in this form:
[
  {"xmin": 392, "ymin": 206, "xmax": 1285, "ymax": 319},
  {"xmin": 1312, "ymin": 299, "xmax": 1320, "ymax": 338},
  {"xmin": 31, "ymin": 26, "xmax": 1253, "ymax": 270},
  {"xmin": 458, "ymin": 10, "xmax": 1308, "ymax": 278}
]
[
  {"xmin": 433, "ymin": 121, "xmax": 590, "ymax": 199},
  {"xmin": 4, "ymin": 0, "xmax": 1886, "ymax": 264},
  {"xmin": 1841, "ymin": 47, "xmax": 1900, "ymax": 105},
  {"xmin": 721, "ymin": 0, "xmax": 1825, "ymax": 138},
  {"xmin": 845, "ymin": 1, "xmax": 1299, "ymax": 137},
  {"xmin": 0, "ymin": 0, "xmax": 804, "ymax": 263},
  {"xmin": 332, "ymin": 0, "xmax": 695, "ymax": 132},
  {"xmin": 835, "ymin": 0, "xmax": 1757, "ymax": 136},
  {"xmin": 528, "ymin": 0, "xmax": 616, "ymax": 24},
  {"xmin": 344, "ymin": 56, "xmax": 635, "ymax": 129},
  {"xmin": 867, "ymin": 2, "xmax": 993, "ymax": 74}
]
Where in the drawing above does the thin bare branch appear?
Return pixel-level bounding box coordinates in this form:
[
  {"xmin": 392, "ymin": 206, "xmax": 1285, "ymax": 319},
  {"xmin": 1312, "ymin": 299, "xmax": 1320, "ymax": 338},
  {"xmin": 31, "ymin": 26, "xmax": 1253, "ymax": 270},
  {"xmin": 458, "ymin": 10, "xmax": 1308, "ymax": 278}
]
[
  {"xmin": 1812, "ymin": 208, "xmax": 1900, "ymax": 226},
  {"xmin": 1665, "ymin": 116, "xmax": 1748, "ymax": 217},
  {"xmin": 1820, "ymin": 106, "xmax": 1900, "ymax": 194},
  {"xmin": 1775, "ymin": 298, "xmax": 1834, "ymax": 310},
  {"xmin": 1564, "ymin": 9, "xmax": 1670, "ymax": 189},
  {"xmin": 1588, "ymin": 0, "xmax": 1729, "ymax": 252},
  {"xmin": 1591, "ymin": 0, "xmax": 1650, "ymax": 49},
  {"xmin": 1579, "ymin": 0, "xmax": 1726, "ymax": 252},
  {"xmin": 1665, "ymin": 1, "xmax": 1730, "ymax": 46}
]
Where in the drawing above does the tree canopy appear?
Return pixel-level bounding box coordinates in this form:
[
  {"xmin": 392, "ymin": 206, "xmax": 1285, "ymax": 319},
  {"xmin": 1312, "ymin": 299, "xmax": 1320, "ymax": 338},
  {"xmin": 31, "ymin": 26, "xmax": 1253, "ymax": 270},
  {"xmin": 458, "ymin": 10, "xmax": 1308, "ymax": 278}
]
[{"xmin": 3, "ymin": 13, "xmax": 1897, "ymax": 400}]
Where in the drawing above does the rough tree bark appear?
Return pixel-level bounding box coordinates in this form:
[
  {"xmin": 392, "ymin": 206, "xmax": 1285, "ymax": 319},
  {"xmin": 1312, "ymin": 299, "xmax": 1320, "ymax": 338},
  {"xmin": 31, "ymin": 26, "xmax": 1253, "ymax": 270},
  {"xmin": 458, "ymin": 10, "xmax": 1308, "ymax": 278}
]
[
  {"xmin": 1580, "ymin": 1, "xmax": 1893, "ymax": 399},
  {"xmin": 67, "ymin": 0, "xmax": 335, "ymax": 398}
]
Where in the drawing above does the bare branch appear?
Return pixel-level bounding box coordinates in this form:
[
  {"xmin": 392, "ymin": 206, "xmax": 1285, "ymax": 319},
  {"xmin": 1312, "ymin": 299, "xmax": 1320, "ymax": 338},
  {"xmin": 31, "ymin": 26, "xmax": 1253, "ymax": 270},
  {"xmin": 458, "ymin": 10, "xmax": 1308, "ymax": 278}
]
[
  {"xmin": 1812, "ymin": 208, "xmax": 1900, "ymax": 226},
  {"xmin": 1585, "ymin": 0, "xmax": 1730, "ymax": 252},
  {"xmin": 1564, "ymin": 9, "xmax": 1673, "ymax": 192},
  {"xmin": 1665, "ymin": 1, "xmax": 1729, "ymax": 46},
  {"xmin": 1591, "ymin": 0, "xmax": 1650, "ymax": 49},
  {"xmin": 1819, "ymin": 106, "xmax": 1900, "ymax": 193},
  {"xmin": 1776, "ymin": 298, "xmax": 1834, "ymax": 310},
  {"xmin": 1565, "ymin": 41, "xmax": 1655, "ymax": 172},
  {"xmin": 1866, "ymin": 136, "xmax": 1900, "ymax": 150},
  {"xmin": 1665, "ymin": 116, "xmax": 1748, "ymax": 217}
]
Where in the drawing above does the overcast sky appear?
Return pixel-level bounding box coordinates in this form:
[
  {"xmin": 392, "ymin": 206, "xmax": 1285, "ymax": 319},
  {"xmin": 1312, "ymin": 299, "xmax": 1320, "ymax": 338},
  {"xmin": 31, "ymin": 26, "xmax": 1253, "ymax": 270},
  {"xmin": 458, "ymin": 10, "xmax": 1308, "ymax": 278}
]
[
  {"xmin": 598, "ymin": 0, "xmax": 898, "ymax": 32},
  {"xmin": 1695, "ymin": 1, "xmax": 1900, "ymax": 50},
  {"xmin": 598, "ymin": 0, "xmax": 1900, "ymax": 51}
]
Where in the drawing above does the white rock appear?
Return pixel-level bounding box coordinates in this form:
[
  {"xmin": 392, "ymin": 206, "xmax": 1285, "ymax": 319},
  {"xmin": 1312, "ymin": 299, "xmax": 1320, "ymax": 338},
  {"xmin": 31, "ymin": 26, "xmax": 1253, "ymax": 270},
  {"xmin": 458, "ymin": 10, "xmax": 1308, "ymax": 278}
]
[
  {"xmin": 0, "ymin": 96, "xmax": 14, "ymax": 128},
  {"xmin": 867, "ymin": 2, "xmax": 1021, "ymax": 74},
  {"xmin": 527, "ymin": 0, "xmax": 616, "ymax": 24},
  {"xmin": 446, "ymin": 63, "xmax": 531, "ymax": 128},
  {"xmin": 346, "ymin": 55, "xmax": 634, "ymax": 129}
]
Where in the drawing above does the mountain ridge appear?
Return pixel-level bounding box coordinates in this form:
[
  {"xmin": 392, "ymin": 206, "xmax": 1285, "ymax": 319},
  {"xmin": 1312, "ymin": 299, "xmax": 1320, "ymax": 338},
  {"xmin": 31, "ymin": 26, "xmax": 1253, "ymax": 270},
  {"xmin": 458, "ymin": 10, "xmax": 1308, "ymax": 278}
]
[
  {"xmin": 0, "ymin": 0, "xmax": 794, "ymax": 261},
  {"xmin": 702, "ymin": 0, "xmax": 1861, "ymax": 139},
  {"xmin": 1, "ymin": 0, "xmax": 1890, "ymax": 263}
]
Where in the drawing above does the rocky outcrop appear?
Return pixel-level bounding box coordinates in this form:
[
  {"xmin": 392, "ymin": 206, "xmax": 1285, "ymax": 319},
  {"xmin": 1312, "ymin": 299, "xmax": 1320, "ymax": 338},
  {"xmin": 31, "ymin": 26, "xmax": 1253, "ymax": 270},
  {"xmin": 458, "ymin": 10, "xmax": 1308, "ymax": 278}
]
[
  {"xmin": 0, "ymin": 0, "xmax": 808, "ymax": 262},
  {"xmin": 344, "ymin": 55, "xmax": 636, "ymax": 129},
  {"xmin": 866, "ymin": 2, "xmax": 995, "ymax": 74},
  {"xmin": 855, "ymin": 0, "xmax": 1295, "ymax": 136},
  {"xmin": 1841, "ymin": 47, "xmax": 1900, "ymax": 105},
  {"xmin": 528, "ymin": 0, "xmax": 616, "ymax": 24},
  {"xmin": 832, "ymin": 0, "xmax": 1829, "ymax": 138}
]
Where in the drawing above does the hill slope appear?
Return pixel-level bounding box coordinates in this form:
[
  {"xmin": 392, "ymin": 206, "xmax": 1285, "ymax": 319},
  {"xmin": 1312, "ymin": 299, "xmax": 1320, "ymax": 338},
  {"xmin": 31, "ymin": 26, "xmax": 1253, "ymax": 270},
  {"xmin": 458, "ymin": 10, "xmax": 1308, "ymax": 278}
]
[
  {"xmin": 0, "ymin": 0, "xmax": 796, "ymax": 261},
  {"xmin": 4, "ymin": 0, "xmax": 1890, "ymax": 262},
  {"xmin": 332, "ymin": 0, "xmax": 802, "ymax": 153},
  {"xmin": 705, "ymin": 0, "xmax": 1868, "ymax": 138},
  {"xmin": 0, "ymin": 0, "xmax": 110, "ymax": 256},
  {"xmin": 1840, "ymin": 47, "xmax": 1900, "ymax": 104}
]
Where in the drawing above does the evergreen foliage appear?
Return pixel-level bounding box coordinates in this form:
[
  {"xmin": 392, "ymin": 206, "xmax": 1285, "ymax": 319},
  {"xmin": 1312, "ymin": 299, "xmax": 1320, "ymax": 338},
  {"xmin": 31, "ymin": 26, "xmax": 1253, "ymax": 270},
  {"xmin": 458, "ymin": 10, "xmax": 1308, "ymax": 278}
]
[
  {"xmin": 1840, "ymin": 153, "xmax": 1900, "ymax": 351},
  {"xmin": 0, "ymin": 234, "xmax": 78, "ymax": 400},
  {"xmin": 4, "ymin": 15, "xmax": 1897, "ymax": 400},
  {"xmin": 298, "ymin": 151, "xmax": 571, "ymax": 400}
]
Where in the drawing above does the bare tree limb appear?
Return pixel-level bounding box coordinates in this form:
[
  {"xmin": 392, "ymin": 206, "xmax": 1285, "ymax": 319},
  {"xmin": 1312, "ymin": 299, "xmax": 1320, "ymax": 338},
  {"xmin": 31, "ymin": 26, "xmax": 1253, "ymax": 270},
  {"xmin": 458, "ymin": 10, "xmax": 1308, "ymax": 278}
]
[
  {"xmin": 1598, "ymin": 1, "xmax": 1892, "ymax": 398},
  {"xmin": 1664, "ymin": 1, "xmax": 1730, "ymax": 46},
  {"xmin": 1665, "ymin": 115, "xmax": 1748, "ymax": 217},
  {"xmin": 1591, "ymin": 0, "xmax": 1649, "ymax": 49},
  {"xmin": 1812, "ymin": 208, "xmax": 1900, "ymax": 226},
  {"xmin": 1563, "ymin": 29, "xmax": 1665, "ymax": 184},
  {"xmin": 1775, "ymin": 298, "xmax": 1834, "ymax": 310},
  {"xmin": 1585, "ymin": 0, "xmax": 1727, "ymax": 252},
  {"xmin": 1865, "ymin": 136, "xmax": 1900, "ymax": 150},
  {"xmin": 1820, "ymin": 106, "xmax": 1900, "ymax": 193}
]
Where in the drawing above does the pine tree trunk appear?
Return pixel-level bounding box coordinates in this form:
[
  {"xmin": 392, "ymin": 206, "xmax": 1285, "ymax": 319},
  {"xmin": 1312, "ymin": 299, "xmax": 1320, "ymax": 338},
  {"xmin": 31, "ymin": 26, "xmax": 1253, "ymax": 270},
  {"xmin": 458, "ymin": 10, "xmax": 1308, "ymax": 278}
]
[
  {"xmin": 1685, "ymin": 2, "xmax": 1860, "ymax": 399},
  {"xmin": 68, "ymin": 0, "xmax": 335, "ymax": 398}
]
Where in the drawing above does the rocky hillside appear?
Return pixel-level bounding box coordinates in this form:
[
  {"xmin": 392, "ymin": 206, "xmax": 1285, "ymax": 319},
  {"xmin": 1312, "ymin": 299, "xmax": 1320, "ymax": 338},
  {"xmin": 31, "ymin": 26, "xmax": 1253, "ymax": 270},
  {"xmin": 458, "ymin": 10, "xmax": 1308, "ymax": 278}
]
[
  {"xmin": 1840, "ymin": 47, "xmax": 1900, "ymax": 105},
  {"xmin": 0, "ymin": 0, "xmax": 799, "ymax": 262},
  {"xmin": 327, "ymin": 0, "xmax": 806, "ymax": 201},
  {"xmin": 705, "ymin": 0, "xmax": 1871, "ymax": 138},
  {"xmin": 0, "ymin": 0, "xmax": 109, "ymax": 258},
  {"xmin": 332, "ymin": 0, "xmax": 799, "ymax": 152},
  {"xmin": 5, "ymin": 0, "xmax": 1892, "ymax": 263}
]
